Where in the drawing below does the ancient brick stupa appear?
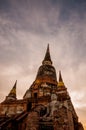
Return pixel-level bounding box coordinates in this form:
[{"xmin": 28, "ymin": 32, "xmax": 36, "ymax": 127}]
[{"xmin": 0, "ymin": 44, "xmax": 84, "ymax": 130}]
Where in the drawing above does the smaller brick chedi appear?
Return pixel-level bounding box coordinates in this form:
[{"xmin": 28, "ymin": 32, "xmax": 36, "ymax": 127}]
[{"xmin": 0, "ymin": 44, "xmax": 84, "ymax": 130}]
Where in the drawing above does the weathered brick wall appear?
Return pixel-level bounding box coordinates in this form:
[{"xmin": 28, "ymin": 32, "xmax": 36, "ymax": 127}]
[{"xmin": 26, "ymin": 111, "xmax": 39, "ymax": 130}]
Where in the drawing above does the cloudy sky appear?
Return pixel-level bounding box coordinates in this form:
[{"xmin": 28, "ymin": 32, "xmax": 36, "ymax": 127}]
[{"xmin": 0, "ymin": 0, "xmax": 86, "ymax": 128}]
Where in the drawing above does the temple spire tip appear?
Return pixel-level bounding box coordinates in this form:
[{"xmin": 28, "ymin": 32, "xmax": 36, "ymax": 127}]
[
  {"xmin": 58, "ymin": 71, "xmax": 65, "ymax": 87},
  {"xmin": 42, "ymin": 44, "xmax": 52, "ymax": 65},
  {"xmin": 59, "ymin": 71, "xmax": 63, "ymax": 82}
]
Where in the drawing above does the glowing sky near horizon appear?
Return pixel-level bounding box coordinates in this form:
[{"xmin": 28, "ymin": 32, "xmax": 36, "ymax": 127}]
[{"xmin": 0, "ymin": 0, "xmax": 86, "ymax": 129}]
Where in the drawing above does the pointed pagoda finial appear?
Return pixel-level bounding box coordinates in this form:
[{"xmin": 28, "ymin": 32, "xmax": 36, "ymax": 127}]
[
  {"xmin": 47, "ymin": 43, "xmax": 49, "ymax": 52},
  {"xmin": 59, "ymin": 71, "xmax": 63, "ymax": 82},
  {"xmin": 42, "ymin": 44, "xmax": 52, "ymax": 65},
  {"xmin": 6, "ymin": 80, "xmax": 17, "ymax": 100},
  {"xmin": 58, "ymin": 71, "xmax": 65, "ymax": 87}
]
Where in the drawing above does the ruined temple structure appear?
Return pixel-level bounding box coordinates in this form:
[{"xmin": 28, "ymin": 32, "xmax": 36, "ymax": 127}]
[{"xmin": 0, "ymin": 45, "xmax": 84, "ymax": 130}]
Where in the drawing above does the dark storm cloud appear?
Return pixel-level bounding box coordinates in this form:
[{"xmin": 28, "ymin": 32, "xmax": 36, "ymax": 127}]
[
  {"xmin": 0, "ymin": 0, "xmax": 86, "ymax": 72},
  {"xmin": 0, "ymin": 0, "xmax": 86, "ymax": 32},
  {"xmin": 0, "ymin": 0, "xmax": 11, "ymax": 11}
]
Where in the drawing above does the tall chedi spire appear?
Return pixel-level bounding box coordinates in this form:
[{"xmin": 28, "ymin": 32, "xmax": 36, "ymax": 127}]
[
  {"xmin": 5, "ymin": 80, "xmax": 17, "ymax": 101},
  {"xmin": 24, "ymin": 44, "xmax": 57, "ymax": 99},
  {"xmin": 42, "ymin": 44, "xmax": 52, "ymax": 65},
  {"xmin": 36, "ymin": 44, "xmax": 57, "ymax": 83}
]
